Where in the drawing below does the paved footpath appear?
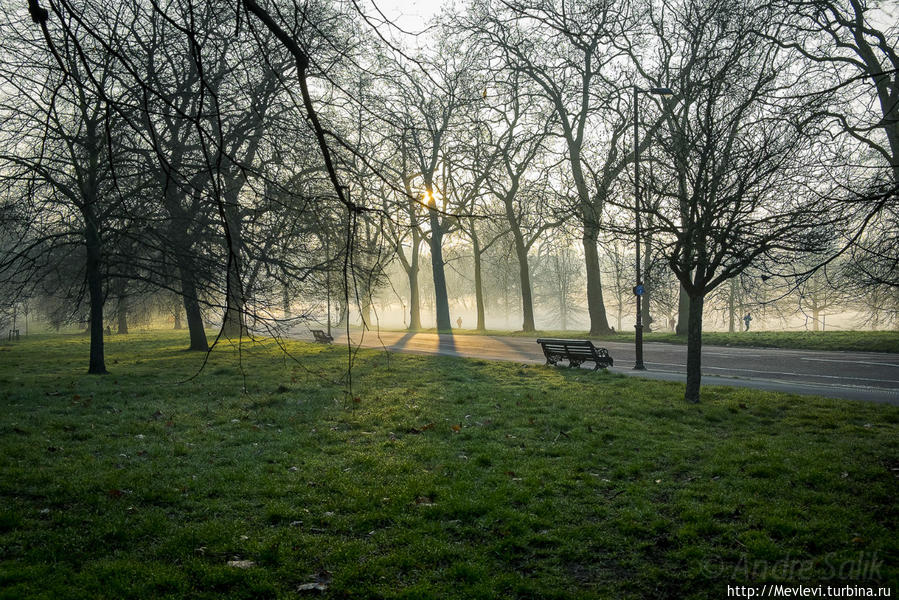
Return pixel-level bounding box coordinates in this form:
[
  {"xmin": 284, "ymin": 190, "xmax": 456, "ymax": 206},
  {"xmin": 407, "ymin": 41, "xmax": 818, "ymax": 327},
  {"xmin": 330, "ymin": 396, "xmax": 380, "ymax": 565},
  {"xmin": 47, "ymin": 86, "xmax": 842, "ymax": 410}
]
[{"xmin": 295, "ymin": 330, "xmax": 899, "ymax": 405}]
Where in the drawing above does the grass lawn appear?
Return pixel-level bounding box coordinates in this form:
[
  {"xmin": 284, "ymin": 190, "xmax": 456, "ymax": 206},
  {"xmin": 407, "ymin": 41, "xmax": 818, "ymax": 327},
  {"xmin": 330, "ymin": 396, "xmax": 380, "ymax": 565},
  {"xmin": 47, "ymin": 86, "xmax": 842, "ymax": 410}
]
[
  {"xmin": 392, "ymin": 327, "xmax": 899, "ymax": 353},
  {"xmin": 0, "ymin": 331, "xmax": 897, "ymax": 599}
]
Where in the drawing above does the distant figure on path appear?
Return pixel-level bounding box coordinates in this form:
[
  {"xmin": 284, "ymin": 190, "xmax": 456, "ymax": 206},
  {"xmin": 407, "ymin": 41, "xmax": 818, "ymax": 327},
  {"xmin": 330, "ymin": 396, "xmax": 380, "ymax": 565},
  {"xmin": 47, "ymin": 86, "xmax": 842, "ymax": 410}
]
[
  {"xmin": 669, "ymin": 316, "xmax": 676, "ymax": 332},
  {"xmin": 743, "ymin": 313, "xmax": 752, "ymax": 331},
  {"xmin": 456, "ymin": 316, "xmax": 462, "ymax": 329}
]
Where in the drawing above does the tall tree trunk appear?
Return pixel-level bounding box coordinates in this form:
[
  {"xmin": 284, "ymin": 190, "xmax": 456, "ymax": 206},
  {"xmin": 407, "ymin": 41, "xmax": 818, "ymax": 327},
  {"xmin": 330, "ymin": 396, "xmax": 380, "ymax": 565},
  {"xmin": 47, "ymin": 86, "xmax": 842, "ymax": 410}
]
[
  {"xmin": 428, "ymin": 207, "xmax": 452, "ymax": 332},
  {"xmin": 641, "ymin": 231, "xmax": 653, "ymax": 332},
  {"xmin": 85, "ymin": 216, "xmax": 107, "ymax": 374},
  {"xmin": 173, "ymin": 306, "xmax": 183, "ymax": 330},
  {"xmin": 336, "ymin": 299, "xmax": 348, "ymax": 329},
  {"xmin": 684, "ymin": 294, "xmax": 705, "ymax": 403},
  {"xmin": 813, "ymin": 307, "xmax": 820, "ymax": 331},
  {"xmin": 408, "ymin": 262, "xmax": 422, "ymax": 330},
  {"xmin": 162, "ymin": 185, "xmax": 205, "ymax": 349},
  {"xmin": 116, "ymin": 295, "xmax": 128, "ymax": 334},
  {"xmin": 676, "ymin": 284, "xmax": 691, "ymax": 335},
  {"xmin": 178, "ymin": 261, "xmax": 209, "ymax": 351},
  {"xmin": 283, "ymin": 284, "xmax": 290, "ymax": 318},
  {"xmin": 512, "ymin": 232, "xmax": 535, "ymax": 332},
  {"xmin": 728, "ymin": 281, "xmax": 736, "ymax": 334},
  {"xmin": 583, "ymin": 226, "xmax": 613, "ymax": 335},
  {"xmin": 360, "ymin": 293, "xmax": 372, "ymax": 330},
  {"xmin": 221, "ymin": 190, "xmax": 247, "ymax": 338},
  {"xmin": 470, "ymin": 220, "xmax": 486, "ymax": 331}
]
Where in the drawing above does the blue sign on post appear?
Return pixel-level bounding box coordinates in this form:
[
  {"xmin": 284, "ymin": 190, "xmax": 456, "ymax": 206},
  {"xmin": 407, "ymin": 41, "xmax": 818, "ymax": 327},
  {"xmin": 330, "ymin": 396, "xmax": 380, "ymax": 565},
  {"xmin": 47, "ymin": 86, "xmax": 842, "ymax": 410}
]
[{"xmin": 633, "ymin": 285, "xmax": 645, "ymax": 297}]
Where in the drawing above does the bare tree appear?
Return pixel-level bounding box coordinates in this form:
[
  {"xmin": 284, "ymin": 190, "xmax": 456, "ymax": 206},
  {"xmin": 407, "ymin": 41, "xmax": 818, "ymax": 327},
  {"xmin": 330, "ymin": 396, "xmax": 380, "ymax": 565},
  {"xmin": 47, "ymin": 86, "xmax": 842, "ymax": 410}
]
[
  {"xmin": 464, "ymin": 0, "xmax": 650, "ymax": 335},
  {"xmin": 635, "ymin": 0, "xmax": 841, "ymax": 401}
]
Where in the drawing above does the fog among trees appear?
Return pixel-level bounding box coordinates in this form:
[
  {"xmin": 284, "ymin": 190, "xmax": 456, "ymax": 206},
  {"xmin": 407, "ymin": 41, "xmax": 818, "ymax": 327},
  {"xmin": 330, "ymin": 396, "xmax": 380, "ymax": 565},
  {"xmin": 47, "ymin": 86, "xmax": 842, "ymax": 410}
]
[{"xmin": 1, "ymin": 0, "xmax": 896, "ymax": 401}]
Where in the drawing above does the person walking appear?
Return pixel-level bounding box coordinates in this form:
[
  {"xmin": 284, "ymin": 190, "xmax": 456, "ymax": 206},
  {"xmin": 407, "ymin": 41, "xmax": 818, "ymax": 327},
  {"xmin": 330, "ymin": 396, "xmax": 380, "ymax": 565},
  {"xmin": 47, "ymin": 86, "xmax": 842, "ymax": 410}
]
[
  {"xmin": 743, "ymin": 313, "xmax": 752, "ymax": 331},
  {"xmin": 456, "ymin": 316, "xmax": 463, "ymax": 329}
]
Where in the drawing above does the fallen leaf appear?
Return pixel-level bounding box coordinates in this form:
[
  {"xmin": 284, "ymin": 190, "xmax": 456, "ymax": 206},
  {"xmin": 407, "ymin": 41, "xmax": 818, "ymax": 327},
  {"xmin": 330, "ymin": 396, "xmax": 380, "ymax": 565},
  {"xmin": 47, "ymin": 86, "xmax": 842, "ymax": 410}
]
[
  {"xmin": 451, "ymin": 424, "xmax": 461, "ymax": 433},
  {"xmin": 407, "ymin": 422, "xmax": 435, "ymax": 434}
]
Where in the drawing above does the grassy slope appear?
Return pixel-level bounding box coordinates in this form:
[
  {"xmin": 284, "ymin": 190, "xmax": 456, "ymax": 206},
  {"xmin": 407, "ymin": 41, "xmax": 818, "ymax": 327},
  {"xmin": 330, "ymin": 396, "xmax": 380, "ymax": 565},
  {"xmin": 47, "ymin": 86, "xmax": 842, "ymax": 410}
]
[
  {"xmin": 0, "ymin": 331, "xmax": 897, "ymax": 599},
  {"xmin": 391, "ymin": 328, "xmax": 899, "ymax": 353}
]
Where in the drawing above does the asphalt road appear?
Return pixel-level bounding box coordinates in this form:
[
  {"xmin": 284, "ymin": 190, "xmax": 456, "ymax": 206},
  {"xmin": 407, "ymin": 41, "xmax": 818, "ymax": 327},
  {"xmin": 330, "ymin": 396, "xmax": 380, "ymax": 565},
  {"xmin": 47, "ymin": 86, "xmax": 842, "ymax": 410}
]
[{"xmin": 301, "ymin": 330, "xmax": 899, "ymax": 405}]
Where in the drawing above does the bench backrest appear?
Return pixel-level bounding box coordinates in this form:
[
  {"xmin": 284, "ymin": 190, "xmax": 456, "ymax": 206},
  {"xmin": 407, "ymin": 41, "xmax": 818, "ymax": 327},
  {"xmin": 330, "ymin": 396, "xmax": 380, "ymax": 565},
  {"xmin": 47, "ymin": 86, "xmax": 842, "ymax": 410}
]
[{"xmin": 536, "ymin": 338, "xmax": 594, "ymax": 349}]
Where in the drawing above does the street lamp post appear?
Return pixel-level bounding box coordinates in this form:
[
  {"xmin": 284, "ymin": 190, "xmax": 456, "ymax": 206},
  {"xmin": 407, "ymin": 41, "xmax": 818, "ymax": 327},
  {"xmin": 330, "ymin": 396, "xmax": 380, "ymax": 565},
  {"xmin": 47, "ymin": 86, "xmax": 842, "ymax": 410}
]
[{"xmin": 633, "ymin": 85, "xmax": 673, "ymax": 371}]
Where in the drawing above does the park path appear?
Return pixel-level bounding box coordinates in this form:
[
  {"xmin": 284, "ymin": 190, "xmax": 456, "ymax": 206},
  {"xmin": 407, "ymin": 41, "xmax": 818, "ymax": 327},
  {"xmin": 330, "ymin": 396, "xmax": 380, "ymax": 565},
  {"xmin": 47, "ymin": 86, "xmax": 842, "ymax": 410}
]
[{"xmin": 293, "ymin": 329, "xmax": 899, "ymax": 405}]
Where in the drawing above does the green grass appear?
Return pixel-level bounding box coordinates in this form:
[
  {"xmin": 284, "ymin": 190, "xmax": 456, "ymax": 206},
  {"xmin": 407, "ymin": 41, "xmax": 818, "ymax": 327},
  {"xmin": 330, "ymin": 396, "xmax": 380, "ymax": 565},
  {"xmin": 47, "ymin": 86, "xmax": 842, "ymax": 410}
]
[
  {"xmin": 391, "ymin": 327, "xmax": 899, "ymax": 353},
  {"xmin": 0, "ymin": 330, "xmax": 897, "ymax": 599}
]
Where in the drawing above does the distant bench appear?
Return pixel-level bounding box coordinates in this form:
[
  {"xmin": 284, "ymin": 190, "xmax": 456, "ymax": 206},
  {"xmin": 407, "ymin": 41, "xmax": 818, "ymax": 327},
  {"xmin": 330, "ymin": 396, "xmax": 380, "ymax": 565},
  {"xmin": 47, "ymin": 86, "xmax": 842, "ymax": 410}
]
[
  {"xmin": 310, "ymin": 329, "xmax": 333, "ymax": 344},
  {"xmin": 536, "ymin": 338, "xmax": 613, "ymax": 370}
]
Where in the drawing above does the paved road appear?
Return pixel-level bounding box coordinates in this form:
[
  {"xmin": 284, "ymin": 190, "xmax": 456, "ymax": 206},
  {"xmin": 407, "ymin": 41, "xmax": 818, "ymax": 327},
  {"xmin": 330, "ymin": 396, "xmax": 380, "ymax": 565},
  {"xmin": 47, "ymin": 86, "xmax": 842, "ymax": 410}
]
[{"xmin": 300, "ymin": 330, "xmax": 899, "ymax": 405}]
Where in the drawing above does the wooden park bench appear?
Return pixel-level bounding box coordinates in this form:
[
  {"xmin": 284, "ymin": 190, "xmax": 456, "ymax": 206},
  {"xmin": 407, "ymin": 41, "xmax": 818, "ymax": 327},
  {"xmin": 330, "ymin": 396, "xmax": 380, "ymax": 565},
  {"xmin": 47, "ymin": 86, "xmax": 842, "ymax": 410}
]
[
  {"xmin": 536, "ymin": 338, "xmax": 613, "ymax": 370},
  {"xmin": 310, "ymin": 329, "xmax": 333, "ymax": 344}
]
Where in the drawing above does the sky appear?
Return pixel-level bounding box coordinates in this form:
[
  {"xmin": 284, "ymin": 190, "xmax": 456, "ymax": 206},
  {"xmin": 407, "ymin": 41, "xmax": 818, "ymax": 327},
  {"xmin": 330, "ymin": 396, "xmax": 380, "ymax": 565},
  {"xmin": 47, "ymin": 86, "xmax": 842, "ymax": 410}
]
[{"xmin": 357, "ymin": 0, "xmax": 447, "ymax": 34}]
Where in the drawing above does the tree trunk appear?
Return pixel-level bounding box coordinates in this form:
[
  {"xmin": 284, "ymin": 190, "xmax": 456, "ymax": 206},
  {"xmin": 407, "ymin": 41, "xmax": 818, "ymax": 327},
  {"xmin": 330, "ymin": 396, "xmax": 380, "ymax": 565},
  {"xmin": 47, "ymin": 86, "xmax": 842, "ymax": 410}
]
[
  {"xmin": 116, "ymin": 295, "xmax": 128, "ymax": 334},
  {"xmin": 582, "ymin": 227, "xmax": 613, "ymax": 335},
  {"xmin": 512, "ymin": 232, "xmax": 535, "ymax": 332},
  {"xmin": 676, "ymin": 284, "xmax": 691, "ymax": 335},
  {"xmin": 728, "ymin": 281, "xmax": 736, "ymax": 333},
  {"xmin": 221, "ymin": 192, "xmax": 247, "ymax": 338},
  {"xmin": 408, "ymin": 262, "xmax": 422, "ymax": 330},
  {"xmin": 336, "ymin": 299, "xmax": 348, "ymax": 329},
  {"xmin": 684, "ymin": 293, "xmax": 705, "ymax": 403},
  {"xmin": 428, "ymin": 207, "xmax": 452, "ymax": 332},
  {"xmin": 813, "ymin": 307, "xmax": 820, "ymax": 331},
  {"xmin": 173, "ymin": 306, "xmax": 183, "ymax": 330},
  {"xmin": 470, "ymin": 222, "xmax": 486, "ymax": 331},
  {"xmin": 178, "ymin": 262, "xmax": 209, "ymax": 351},
  {"xmin": 360, "ymin": 295, "xmax": 372, "ymax": 330},
  {"xmin": 283, "ymin": 284, "xmax": 290, "ymax": 319},
  {"xmin": 641, "ymin": 232, "xmax": 653, "ymax": 332},
  {"xmin": 85, "ymin": 216, "xmax": 107, "ymax": 374}
]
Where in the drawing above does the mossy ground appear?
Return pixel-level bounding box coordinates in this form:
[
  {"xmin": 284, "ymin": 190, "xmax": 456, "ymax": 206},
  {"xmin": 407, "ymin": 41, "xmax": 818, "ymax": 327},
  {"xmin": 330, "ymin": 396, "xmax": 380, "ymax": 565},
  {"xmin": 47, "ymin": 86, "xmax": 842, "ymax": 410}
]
[{"xmin": 0, "ymin": 331, "xmax": 896, "ymax": 598}]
